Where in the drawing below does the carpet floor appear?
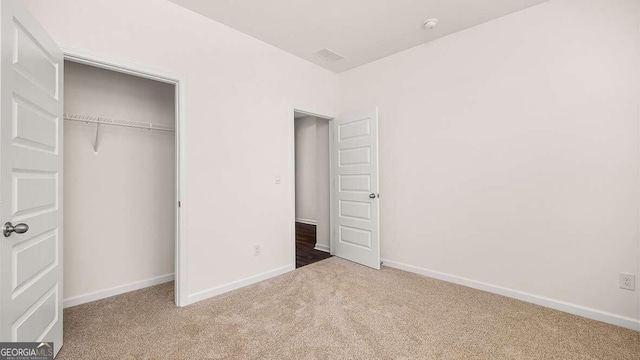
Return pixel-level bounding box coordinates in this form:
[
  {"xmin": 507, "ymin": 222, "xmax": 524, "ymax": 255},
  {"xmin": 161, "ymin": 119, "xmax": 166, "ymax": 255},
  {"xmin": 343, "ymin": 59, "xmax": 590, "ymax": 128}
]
[{"xmin": 58, "ymin": 257, "xmax": 640, "ymax": 359}]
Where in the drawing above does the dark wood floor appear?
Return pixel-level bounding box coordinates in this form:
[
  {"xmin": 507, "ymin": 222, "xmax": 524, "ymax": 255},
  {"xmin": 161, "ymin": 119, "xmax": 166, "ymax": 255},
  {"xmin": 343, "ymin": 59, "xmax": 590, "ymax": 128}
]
[{"xmin": 296, "ymin": 222, "xmax": 332, "ymax": 268}]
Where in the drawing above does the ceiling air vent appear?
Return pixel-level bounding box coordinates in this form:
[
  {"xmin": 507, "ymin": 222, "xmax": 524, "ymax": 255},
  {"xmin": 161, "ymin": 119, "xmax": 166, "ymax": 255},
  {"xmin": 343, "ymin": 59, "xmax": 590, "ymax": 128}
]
[{"xmin": 314, "ymin": 48, "xmax": 345, "ymax": 63}]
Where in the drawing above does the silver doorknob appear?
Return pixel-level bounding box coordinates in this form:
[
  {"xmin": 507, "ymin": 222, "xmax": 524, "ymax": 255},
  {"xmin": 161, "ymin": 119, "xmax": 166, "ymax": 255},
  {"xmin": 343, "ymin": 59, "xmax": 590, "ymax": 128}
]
[
  {"xmin": 3, "ymin": 222, "xmax": 29, "ymax": 237},
  {"xmin": 369, "ymin": 193, "xmax": 376, "ymax": 199}
]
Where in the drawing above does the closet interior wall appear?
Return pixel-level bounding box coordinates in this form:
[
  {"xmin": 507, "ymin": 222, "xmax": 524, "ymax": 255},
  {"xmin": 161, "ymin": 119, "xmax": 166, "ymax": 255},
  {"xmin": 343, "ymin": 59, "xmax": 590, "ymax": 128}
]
[{"xmin": 63, "ymin": 61, "xmax": 175, "ymax": 304}]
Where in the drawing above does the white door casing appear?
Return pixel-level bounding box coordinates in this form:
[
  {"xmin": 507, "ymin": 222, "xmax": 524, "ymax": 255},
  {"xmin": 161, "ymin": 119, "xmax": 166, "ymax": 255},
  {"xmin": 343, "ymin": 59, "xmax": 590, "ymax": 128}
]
[
  {"xmin": 332, "ymin": 109, "xmax": 380, "ymax": 269},
  {"xmin": 0, "ymin": 0, "xmax": 64, "ymax": 355}
]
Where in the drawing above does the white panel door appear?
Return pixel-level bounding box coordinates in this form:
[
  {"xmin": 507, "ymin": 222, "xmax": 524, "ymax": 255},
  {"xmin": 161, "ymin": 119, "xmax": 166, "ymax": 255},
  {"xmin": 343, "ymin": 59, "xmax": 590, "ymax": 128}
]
[
  {"xmin": 332, "ymin": 109, "xmax": 379, "ymax": 269},
  {"xmin": 0, "ymin": 0, "xmax": 64, "ymax": 355}
]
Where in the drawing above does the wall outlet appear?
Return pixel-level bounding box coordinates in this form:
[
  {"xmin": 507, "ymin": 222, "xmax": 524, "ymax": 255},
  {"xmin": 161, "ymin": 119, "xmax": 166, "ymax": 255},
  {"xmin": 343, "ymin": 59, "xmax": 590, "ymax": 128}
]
[
  {"xmin": 253, "ymin": 244, "xmax": 261, "ymax": 256},
  {"xmin": 619, "ymin": 273, "xmax": 635, "ymax": 291}
]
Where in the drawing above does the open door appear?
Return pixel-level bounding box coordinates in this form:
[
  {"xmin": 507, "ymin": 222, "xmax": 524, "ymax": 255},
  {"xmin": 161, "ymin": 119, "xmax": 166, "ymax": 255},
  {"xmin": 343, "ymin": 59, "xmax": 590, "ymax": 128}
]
[
  {"xmin": 332, "ymin": 109, "xmax": 380, "ymax": 269},
  {"xmin": 0, "ymin": 0, "xmax": 64, "ymax": 355}
]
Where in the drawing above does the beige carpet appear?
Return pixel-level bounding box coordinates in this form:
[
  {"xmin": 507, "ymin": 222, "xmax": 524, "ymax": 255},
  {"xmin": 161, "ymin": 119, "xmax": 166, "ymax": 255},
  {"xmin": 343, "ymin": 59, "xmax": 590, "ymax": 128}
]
[{"xmin": 58, "ymin": 257, "xmax": 640, "ymax": 359}]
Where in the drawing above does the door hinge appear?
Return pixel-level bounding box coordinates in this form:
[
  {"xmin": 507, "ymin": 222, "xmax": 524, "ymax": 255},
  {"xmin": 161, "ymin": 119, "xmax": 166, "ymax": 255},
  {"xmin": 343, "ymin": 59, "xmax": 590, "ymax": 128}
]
[{"xmin": 178, "ymin": 201, "xmax": 181, "ymax": 208}]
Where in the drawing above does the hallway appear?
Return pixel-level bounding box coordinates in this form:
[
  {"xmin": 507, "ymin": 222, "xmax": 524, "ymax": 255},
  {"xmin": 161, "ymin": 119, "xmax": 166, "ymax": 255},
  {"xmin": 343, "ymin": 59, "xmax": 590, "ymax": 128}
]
[{"xmin": 295, "ymin": 222, "xmax": 332, "ymax": 268}]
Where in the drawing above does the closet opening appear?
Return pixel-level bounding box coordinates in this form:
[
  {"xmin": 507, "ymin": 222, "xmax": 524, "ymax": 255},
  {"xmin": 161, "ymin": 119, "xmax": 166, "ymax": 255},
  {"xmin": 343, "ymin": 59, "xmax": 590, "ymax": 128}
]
[
  {"xmin": 62, "ymin": 58, "xmax": 182, "ymax": 307},
  {"xmin": 293, "ymin": 110, "xmax": 333, "ymax": 268}
]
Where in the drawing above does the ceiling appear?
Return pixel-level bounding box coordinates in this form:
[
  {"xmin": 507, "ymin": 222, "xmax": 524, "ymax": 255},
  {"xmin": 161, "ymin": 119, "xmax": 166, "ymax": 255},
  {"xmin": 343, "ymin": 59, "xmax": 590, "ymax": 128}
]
[{"xmin": 168, "ymin": 0, "xmax": 549, "ymax": 73}]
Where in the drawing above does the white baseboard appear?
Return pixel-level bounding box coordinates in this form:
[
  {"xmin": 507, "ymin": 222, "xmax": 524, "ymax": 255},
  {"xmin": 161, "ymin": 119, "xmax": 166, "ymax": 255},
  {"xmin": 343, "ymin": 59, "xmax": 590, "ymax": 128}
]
[
  {"xmin": 187, "ymin": 264, "xmax": 294, "ymax": 305},
  {"xmin": 295, "ymin": 218, "xmax": 317, "ymax": 225},
  {"xmin": 314, "ymin": 243, "xmax": 330, "ymax": 253},
  {"xmin": 63, "ymin": 273, "xmax": 174, "ymax": 308},
  {"xmin": 381, "ymin": 259, "xmax": 640, "ymax": 332}
]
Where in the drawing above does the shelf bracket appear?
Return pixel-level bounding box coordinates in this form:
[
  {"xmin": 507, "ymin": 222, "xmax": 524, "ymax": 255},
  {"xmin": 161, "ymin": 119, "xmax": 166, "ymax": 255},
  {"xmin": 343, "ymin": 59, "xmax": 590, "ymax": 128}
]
[{"xmin": 93, "ymin": 122, "xmax": 100, "ymax": 153}]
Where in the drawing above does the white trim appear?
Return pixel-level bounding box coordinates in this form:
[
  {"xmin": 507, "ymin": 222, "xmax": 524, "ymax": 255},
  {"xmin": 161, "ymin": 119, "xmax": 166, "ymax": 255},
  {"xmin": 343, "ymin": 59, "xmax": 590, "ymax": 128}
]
[
  {"xmin": 382, "ymin": 259, "xmax": 640, "ymax": 332},
  {"xmin": 293, "ymin": 108, "xmax": 335, "ymax": 121},
  {"xmin": 63, "ymin": 274, "xmax": 174, "ymax": 308},
  {"xmin": 314, "ymin": 244, "xmax": 330, "ymax": 253},
  {"xmin": 328, "ymin": 114, "xmax": 335, "ymax": 256},
  {"xmin": 60, "ymin": 46, "xmax": 189, "ymax": 307},
  {"xmin": 295, "ymin": 218, "xmax": 317, "ymax": 225},
  {"xmin": 61, "ymin": 46, "xmax": 179, "ymax": 84},
  {"xmin": 187, "ymin": 265, "xmax": 294, "ymax": 305}
]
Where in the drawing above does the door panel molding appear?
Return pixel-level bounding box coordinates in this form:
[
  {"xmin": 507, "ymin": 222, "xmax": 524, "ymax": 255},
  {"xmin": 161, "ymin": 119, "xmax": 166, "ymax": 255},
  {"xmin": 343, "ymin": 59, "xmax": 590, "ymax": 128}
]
[
  {"xmin": 0, "ymin": 0, "xmax": 64, "ymax": 354},
  {"xmin": 332, "ymin": 108, "xmax": 380, "ymax": 269}
]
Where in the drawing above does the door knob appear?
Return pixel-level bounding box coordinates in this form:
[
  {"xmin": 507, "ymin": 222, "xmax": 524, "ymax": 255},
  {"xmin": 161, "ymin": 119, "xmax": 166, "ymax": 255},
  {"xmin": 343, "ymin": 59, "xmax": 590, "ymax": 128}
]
[
  {"xmin": 369, "ymin": 193, "xmax": 376, "ymax": 199},
  {"xmin": 3, "ymin": 222, "xmax": 29, "ymax": 237}
]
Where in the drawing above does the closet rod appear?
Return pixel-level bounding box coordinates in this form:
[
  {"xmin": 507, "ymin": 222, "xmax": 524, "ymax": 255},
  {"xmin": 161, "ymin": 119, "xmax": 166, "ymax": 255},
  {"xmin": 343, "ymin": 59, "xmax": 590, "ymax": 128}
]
[{"xmin": 63, "ymin": 112, "xmax": 175, "ymax": 132}]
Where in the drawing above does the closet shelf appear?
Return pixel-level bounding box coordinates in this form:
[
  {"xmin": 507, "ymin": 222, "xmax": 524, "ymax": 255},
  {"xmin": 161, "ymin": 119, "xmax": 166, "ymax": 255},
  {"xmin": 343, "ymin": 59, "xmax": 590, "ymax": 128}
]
[
  {"xmin": 63, "ymin": 112, "xmax": 175, "ymax": 132},
  {"xmin": 64, "ymin": 112, "xmax": 174, "ymax": 153}
]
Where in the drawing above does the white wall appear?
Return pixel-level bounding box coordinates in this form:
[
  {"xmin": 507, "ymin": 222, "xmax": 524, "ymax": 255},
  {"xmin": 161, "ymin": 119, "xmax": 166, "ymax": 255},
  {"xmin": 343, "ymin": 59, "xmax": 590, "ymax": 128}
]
[
  {"xmin": 340, "ymin": 0, "xmax": 640, "ymax": 322},
  {"xmin": 294, "ymin": 116, "xmax": 330, "ymax": 251},
  {"xmin": 64, "ymin": 61, "xmax": 175, "ymax": 301},
  {"xmin": 294, "ymin": 116, "xmax": 317, "ymax": 222},
  {"xmin": 23, "ymin": 0, "xmax": 340, "ymax": 299}
]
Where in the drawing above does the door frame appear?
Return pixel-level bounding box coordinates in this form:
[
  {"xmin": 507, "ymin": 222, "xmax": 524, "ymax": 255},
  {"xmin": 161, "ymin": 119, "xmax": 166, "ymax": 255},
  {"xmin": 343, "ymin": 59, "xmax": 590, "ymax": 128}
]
[
  {"xmin": 61, "ymin": 46, "xmax": 189, "ymax": 307},
  {"xmin": 290, "ymin": 107, "xmax": 335, "ymax": 267}
]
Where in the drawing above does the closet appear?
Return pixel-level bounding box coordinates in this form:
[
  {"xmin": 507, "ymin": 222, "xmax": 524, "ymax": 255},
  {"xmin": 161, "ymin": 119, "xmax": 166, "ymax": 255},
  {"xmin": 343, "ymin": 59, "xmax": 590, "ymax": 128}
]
[{"xmin": 63, "ymin": 61, "xmax": 176, "ymax": 306}]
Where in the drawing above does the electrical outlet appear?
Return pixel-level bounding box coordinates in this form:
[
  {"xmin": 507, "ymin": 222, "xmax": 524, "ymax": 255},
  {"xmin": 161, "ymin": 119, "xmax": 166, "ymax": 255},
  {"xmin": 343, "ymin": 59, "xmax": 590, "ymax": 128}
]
[
  {"xmin": 253, "ymin": 244, "xmax": 261, "ymax": 257},
  {"xmin": 619, "ymin": 273, "xmax": 635, "ymax": 291}
]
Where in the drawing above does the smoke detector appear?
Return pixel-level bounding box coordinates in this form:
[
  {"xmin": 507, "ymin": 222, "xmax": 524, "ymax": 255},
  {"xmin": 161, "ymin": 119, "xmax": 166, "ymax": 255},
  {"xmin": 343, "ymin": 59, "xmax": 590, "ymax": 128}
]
[{"xmin": 424, "ymin": 18, "xmax": 439, "ymax": 29}]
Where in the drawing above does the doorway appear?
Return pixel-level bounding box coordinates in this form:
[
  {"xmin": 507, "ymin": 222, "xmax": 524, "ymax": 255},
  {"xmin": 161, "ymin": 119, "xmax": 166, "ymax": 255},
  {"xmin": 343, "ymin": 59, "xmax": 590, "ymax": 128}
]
[
  {"xmin": 62, "ymin": 60, "xmax": 176, "ymax": 308},
  {"xmin": 294, "ymin": 111, "xmax": 333, "ymax": 268},
  {"xmin": 61, "ymin": 48, "xmax": 188, "ymax": 307},
  {"xmin": 291, "ymin": 107, "xmax": 381, "ymax": 271}
]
